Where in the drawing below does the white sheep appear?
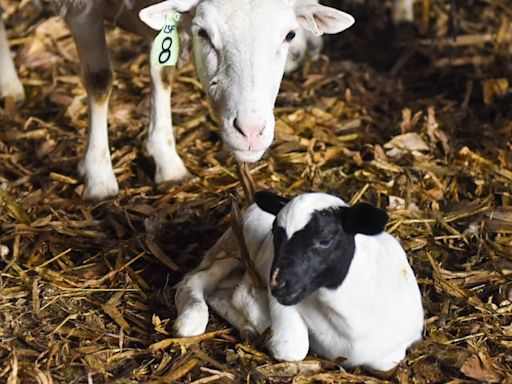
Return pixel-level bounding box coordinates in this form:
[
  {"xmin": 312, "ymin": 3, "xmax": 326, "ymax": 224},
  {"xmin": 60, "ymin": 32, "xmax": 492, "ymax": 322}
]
[
  {"xmin": 174, "ymin": 191, "xmax": 424, "ymax": 371},
  {"xmin": 285, "ymin": 0, "xmax": 417, "ymax": 74},
  {"xmin": 0, "ymin": 11, "xmax": 25, "ymax": 103},
  {"xmin": 284, "ymin": 0, "xmax": 324, "ymax": 73},
  {"xmin": 41, "ymin": 0, "xmax": 355, "ymax": 199}
]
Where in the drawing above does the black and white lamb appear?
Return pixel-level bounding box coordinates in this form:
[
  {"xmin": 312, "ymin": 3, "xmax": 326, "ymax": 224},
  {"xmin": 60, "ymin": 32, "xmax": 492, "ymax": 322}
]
[{"xmin": 174, "ymin": 191, "xmax": 424, "ymax": 371}]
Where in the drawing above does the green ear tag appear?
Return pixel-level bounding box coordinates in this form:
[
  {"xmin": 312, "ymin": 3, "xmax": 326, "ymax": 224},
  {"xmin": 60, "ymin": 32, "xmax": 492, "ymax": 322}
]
[{"xmin": 151, "ymin": 12, "xmax": 181, "ymax": 66}]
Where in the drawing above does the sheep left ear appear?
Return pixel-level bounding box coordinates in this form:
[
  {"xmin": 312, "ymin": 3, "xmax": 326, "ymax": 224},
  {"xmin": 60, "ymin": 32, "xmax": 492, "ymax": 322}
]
[
  {"xmin": 294, "ymin": 4, "xmax": 355, "ymax": 36},
  {"xmin": 339, "ymin": 203, "xmax": 388, "ymax": 235},
  {"xmin": 255, "ymin": 191, "xmax": 291, "ymax": 216}
]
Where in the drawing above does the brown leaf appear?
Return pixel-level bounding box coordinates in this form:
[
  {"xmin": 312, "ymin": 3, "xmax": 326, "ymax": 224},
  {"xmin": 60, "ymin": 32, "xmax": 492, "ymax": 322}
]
[{"xmin": 460, "ymin": 355, "xmax": 503, "ymax": 383}]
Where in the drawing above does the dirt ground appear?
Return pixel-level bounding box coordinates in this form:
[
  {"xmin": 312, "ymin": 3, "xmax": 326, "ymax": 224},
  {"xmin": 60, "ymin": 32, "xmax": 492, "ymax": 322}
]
[{"xmin": 0, "ymin": 0, "xmax": 511, "ymax": 383}]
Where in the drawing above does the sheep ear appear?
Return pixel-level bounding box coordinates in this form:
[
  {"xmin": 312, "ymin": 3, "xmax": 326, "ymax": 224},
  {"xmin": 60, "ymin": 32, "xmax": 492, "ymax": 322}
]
[
  {"xmin": 139, "ymin": 0, "xmax": 199, "ymax": 30},
  {"xmin": 255, "ymin": 191, "xmax": 291, "ymax": 216},
  {"xmin": 294, "ymin": 4, "xmax": 355, "ymax": 36},
  {"xmin": 340, "ymin": 203, "xmax": 388, "ymax": 235}
]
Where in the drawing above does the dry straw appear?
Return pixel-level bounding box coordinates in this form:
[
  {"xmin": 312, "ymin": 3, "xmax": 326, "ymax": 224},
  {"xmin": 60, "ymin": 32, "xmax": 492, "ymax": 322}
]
[{"xmin": 0, "ymin": 0, "xmax": 511, "ymax": 382}]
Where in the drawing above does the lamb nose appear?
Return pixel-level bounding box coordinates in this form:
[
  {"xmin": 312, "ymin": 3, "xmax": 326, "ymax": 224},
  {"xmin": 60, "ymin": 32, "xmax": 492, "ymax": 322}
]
[
  {"xmin": 273, "ymin": 279, "xmax": 287, "ymax": 290},
  {"xmin": 270, "ymin": 268, "xmax": 283, "ymax": 289}
]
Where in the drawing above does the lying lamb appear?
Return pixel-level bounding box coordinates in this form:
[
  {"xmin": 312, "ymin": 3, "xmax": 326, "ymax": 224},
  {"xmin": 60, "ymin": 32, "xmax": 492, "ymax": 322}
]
[{"xmin": 174, "ymin": 191, "xmax": 424, "ymax": 371}]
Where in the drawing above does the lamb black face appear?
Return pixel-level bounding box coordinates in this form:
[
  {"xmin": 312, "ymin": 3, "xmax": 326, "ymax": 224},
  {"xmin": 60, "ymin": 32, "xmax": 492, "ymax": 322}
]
[
  {"xmin": 269, "ymin": 208, "xmax": 356, "ymax": 306},
  {"xmin": 255, "ymin": 191, "xmax": 388, "ymax": 306}
]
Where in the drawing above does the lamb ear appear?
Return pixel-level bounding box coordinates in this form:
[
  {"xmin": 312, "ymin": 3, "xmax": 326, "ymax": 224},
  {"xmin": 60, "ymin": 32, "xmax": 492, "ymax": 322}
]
[
  {"xmin": 255, "ymin": 191, "xmax": 291, "ymax": 216},
  {"xmin": 294, "ymin": 4, "xmax": 355, "ymax": 36},
  {"xmin": 340, "ymin": 203, "xmax": 388, "ymax": 235},
  {"xmin": 139, "ymin": 0, "xmax": 199, "ymax": 30}
]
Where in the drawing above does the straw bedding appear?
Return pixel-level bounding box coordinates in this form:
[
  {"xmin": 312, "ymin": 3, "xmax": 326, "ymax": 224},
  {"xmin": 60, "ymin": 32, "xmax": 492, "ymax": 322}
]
[{"xmin": 0, "ymin": 0, "xmax": 511, "ymax": 382}]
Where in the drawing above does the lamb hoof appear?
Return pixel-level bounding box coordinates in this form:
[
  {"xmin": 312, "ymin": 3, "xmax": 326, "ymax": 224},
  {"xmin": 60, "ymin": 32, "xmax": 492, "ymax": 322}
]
[{"xmin": 174, "ymin": 303, "xmax": 209, "ymax": 337}]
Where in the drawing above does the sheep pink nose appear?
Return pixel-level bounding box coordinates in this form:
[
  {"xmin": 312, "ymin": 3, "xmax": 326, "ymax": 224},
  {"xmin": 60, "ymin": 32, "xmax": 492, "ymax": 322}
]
[{"xmin": 233, "ymin": 116, "xmax": 265, "ymax": 142}]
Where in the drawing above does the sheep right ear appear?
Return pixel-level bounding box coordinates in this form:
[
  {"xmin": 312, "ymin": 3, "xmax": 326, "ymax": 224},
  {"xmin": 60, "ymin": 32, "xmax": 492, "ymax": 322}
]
[
  {"xmin": 294, "ymin": 4, "xmax": 355, "ymax": 36},
  {"xmin": 339, "ymin": 203, "xmax": 388, "ymax": 235},
  {"xmin": 255, "ymin": 191, "xmax": 291, "ymax": 216}
]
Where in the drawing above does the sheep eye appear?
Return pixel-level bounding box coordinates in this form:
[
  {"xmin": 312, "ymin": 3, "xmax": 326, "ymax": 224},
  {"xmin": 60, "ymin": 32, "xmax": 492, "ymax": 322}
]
[
  {"xmin": 317, "ymin": 239, "xmax": 334, "ymax": 249},
  {"xmin": 198, "ymin": 28, "xmax": 210, "ymax": 40},
  {"xmin": 285, "ymin": 31, "xmax": 296, "ymax": 42}
]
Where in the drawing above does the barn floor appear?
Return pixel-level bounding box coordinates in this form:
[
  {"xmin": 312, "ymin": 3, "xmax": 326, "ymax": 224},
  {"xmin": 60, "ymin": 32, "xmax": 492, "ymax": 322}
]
[{"xmin": 0, "ymin": 1, "xmax": 511, "ymax": 383}]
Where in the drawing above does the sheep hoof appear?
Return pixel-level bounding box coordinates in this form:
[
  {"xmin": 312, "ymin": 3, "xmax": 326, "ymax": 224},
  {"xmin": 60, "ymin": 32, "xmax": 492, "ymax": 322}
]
[
  {"xmin": 79, "ymin": 161, "xmax": 119, "ymax": 200},
  {"xmin": 0, "ymin": 78, "xmax": 25, "ymax": 104}
]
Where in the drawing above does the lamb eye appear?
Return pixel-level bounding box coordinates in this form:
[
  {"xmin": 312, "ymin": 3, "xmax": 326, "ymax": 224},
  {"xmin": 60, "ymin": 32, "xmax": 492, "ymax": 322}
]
[
  {"xmin": 317, "ymin": 239, "xmax": 334, "ymax": 249},
  {"xmin": 285, "ymin": 31, "xmax": 296, "ymax": 42}
]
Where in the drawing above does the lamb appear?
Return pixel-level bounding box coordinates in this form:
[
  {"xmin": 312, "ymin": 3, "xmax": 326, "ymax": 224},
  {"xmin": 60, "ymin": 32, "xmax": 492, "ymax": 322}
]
[
  {"xmin": 34, "ymin": 0, "xmax": 354, "ymax": 199},
  {"xmin": 174, "ymin": 191, "xmax": 424, "ymax": 371},
  {"xmin": 0, "ymin": 11, "xmax": 25, "ymax": 103}
]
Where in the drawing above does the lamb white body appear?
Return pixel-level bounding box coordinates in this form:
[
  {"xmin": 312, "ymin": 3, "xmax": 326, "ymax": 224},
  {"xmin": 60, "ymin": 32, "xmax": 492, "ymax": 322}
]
[
  {"xmin": 294, "ymin": 232, "xmax": 423, "ymax": 368},
  {"xmin": 175, "ymin": 193, "xmax": 424, "ymax": 371}
]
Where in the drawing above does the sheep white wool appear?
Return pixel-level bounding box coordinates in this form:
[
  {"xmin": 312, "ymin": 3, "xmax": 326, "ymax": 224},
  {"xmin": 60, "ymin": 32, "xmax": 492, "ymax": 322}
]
[
  {"xmin": 40, "ymin": 0, "xmax": 354, "ymax": 199},
  {"xmin": 174, "ymin": 192, "xmax": 424, "ymax": 371}
]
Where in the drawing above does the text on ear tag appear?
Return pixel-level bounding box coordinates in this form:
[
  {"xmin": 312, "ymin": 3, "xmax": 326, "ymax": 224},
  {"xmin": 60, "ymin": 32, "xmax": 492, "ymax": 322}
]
[{"xmin": 151, "ymin": 12, "xmax": 181, "ymax": 66}]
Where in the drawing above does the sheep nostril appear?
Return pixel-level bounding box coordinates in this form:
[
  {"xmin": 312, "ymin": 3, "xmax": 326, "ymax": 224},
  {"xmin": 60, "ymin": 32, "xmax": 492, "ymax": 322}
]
[
  {"xmin": 233, "ymin": 118, "xmax": 245, "ymax": 137},
  {"xmin": 275, "ymin": 279, "xmax": 287, "ymax": 291}
]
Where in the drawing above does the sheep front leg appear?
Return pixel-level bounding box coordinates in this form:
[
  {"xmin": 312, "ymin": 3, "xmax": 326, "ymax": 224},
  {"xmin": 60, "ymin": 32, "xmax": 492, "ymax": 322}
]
[
  {"xmin": 231, "ymin": 279, "xmax": 270, "ymax": 336},
  {"xmin": 208, "ymin": 287, "xmax": 258, "ymax": 340},
  {"xmin": 267, "ymin": 295, "xmax": 309, "ymax": 361},
  {"xmin": 174, "ymin": 228, "xmax": 241, "ymax": 337},
  {"xmin": 0, "ymin": 14, "xmax": 25, "ymax": 103},
  {"xmin": 67, "ymin": 7, "xmax": 118, "ymax": 199},
  {"xmin": 147, "ymin": 64, "xmax": 190, "ymax": 184},
  {"xmin": 174, "ymin": 259, "xmax": 239, "ymax": 337}
]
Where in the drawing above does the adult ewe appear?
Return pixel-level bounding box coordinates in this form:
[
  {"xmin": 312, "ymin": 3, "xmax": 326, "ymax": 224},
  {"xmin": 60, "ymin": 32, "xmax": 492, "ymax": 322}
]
[{"xmin": 50, "ymin": 0, "xmax": 354, "ymax": 198}]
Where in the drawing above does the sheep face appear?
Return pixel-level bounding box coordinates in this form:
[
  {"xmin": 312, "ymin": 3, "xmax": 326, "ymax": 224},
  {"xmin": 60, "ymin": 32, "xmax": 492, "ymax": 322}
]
[
  {"xmin": 255, "ymin": 192, "xmax": 388, "ymax": 306},
  {"xmin": 140, "ymin": 0, "xmax": 354, "ymax": 163},
  {"xmin": 192, "ymin": 0, "xmax": 300, "ymax": 163}
]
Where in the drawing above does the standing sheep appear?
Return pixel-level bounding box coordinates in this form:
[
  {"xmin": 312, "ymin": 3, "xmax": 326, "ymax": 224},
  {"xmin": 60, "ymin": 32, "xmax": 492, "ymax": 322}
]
[
  {"xmin": 174, "ymin": 191, "xmax": 424, "ymax": 371},
  {"xmin": 41, "ymin": 0, "xmax": 355, "ymax": 198}
]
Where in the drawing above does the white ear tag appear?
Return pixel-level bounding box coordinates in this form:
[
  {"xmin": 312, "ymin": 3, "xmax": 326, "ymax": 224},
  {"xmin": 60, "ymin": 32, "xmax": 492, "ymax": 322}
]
[{"xmin": 151, "ymin": 12, "xmax": 181, "ymax": 66}]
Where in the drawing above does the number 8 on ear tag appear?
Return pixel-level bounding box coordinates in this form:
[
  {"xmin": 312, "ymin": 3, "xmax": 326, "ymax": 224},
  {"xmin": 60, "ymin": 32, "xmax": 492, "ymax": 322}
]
[{"xmin": 151, "ymin": 12, "xmax": 181, "ymax": 66}]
